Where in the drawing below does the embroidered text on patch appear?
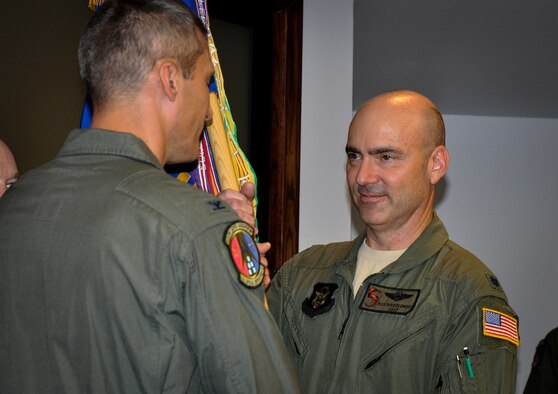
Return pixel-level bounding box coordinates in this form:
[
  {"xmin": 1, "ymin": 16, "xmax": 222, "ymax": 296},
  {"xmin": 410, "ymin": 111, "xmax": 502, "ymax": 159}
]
[
  {"xmin": 359, "ymin": 284, "xmax": 420, "ymax": 315},
  {"xmin": 482, "ymin": 308, "xmax": 519, "ymax": 346}
]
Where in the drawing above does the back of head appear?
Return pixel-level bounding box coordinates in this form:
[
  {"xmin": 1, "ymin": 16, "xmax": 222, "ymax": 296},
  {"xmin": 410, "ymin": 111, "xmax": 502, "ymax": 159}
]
[{"xmin": 78, "ymin": 0, "xmax": 206, "ymax": 109}]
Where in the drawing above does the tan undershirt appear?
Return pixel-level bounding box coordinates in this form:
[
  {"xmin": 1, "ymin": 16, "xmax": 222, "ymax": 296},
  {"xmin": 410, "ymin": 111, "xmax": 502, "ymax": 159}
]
[{"xmin": 352, "ymin": 241, "xmax": 407, "ymax": 298}]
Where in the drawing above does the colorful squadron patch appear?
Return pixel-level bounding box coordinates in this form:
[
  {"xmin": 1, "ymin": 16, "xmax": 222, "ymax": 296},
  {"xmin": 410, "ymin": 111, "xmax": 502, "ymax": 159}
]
[{"xmin": 224, "ymin": 221, "xmax": 264, "ymax": 288}]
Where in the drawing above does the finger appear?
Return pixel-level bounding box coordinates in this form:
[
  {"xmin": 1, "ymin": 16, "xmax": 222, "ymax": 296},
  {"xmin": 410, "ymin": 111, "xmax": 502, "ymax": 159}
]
[
  {"xmin": 257, "ymin": 242, "xmax": 271, "ymax": 257},
  {"xmin": 240, "ymin": 182, "xmax": 255, "ymax": 202},
  {"xmin": 263, "ymin": 267, "xmax": 271, "ymax": 289}
]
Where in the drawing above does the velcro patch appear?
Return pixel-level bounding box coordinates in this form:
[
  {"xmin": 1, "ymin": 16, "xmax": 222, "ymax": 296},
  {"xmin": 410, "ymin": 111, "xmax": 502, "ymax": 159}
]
[
  {"xmin": 359, "ymin": 284, "xmax": 420, "ymax": 315},
  {"xmin": 485, "ymin": 273, "xmax": 503, "ymax": 291},
  {"xmin": 224, "ymin": 221, "xmax": 263, "ymax": 288},
  {"xmin": 482, "ymin": 307, "xmax": 519, "ymax": 346},
  {"xmin": 302, "ymin": 283, "xmax": 339, "ymax": 318}
]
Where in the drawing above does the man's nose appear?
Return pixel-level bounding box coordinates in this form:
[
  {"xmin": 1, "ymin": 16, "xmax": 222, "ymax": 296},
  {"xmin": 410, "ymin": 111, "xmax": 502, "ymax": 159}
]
[{"xmin": 356, "ymin": 159, "xmax": 379, "ymax": 185}]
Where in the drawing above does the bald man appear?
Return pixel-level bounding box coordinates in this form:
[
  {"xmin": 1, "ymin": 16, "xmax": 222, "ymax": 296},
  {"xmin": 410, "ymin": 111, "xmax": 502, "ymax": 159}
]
[
  {"xmin": 0, "ymin": 139, "xmax": 18, "ymax": 197},
  {"xmin": 267, "ymin": 90, "xmax": 518, "ymax": 393}
]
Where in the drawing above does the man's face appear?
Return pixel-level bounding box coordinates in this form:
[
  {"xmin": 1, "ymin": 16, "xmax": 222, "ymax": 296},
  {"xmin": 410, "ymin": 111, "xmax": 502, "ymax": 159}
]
[
  {"xmin": 0, "ymin": 143, "xmax": 18, "ymax": 197},
  {"xmin": 167, "ymin": 44, "xmax": 214, "ymax": 164},
  {"xmin": 345, "ymin": 100, "xmax": 434, "ymax": 235}
]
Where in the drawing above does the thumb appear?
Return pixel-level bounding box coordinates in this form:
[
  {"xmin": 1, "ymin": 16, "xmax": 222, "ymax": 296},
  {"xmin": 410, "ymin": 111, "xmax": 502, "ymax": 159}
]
[{"xmin": 240, "ymin": 182, "xmax": 255, "ymax": 202}]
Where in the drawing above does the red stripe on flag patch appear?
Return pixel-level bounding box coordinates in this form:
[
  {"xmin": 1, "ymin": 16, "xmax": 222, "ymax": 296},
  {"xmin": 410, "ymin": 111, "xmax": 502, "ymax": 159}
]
[{"xmin": 482, "ymin": 307, "xmax": 519, "ymax": 346}]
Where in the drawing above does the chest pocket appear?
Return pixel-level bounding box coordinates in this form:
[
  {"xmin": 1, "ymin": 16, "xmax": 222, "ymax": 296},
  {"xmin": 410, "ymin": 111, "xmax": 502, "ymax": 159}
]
[
  {"xmin": 282, "ymin": 291, "xmax": 308, "ymax": 362},
  {"xmin": 356, "ymin": 308, "xmax": 439, "ymax": 392},
  {"xmin": 284, "ymin": 285, "xmax": 350, "ymax": 379}
]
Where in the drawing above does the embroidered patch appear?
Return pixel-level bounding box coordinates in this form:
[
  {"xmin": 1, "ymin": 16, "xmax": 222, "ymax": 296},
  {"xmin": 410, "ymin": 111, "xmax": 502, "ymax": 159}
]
[
  {"xmin": 224, "ymin": 222, "xmax": 263, "ymax": 288},
  {"xmin": 485, "ymin": 273, "xmax": 502, "ymax": 291},
  {"xmin": 482, "ymin": 307, "xmax": 519, "ymax": 346},
  {"xmin": 359, "ymin": 284, "xmax": 420, "ymax": 315},
  {"xmin": 531, "ymin": 339, "xmax": 546, "ymax": 368},
  {"xmin": 302, "ymin": 283, "xmax": 339, "ymax": 318}
]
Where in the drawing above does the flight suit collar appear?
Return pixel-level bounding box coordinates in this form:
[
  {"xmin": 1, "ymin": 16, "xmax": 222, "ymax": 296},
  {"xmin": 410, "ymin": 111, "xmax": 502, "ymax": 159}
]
[
  {"xmin": 336, "ymin": 213, "xmax": 449, "ymax": 279},
  {"xmin": 383, "ymin": 212, "xmax": 448, "ymax": 274},
  {"xmin": 57, "ymin": 128, "xmax": 163, "ymax": 169},
  {"xmin": 335, "ymin": 233, "xmax": 365, "ymax": 284}
]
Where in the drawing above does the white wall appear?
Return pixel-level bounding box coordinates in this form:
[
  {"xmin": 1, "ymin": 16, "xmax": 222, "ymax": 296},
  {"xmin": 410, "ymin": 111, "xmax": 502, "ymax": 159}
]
[
  {"xmin": 299, "ymin": 0, "xmax": 354, "ymax": 251},
  {"xmin": 301, "ymin": 2, "xmax": 558, "ymax": 391}
]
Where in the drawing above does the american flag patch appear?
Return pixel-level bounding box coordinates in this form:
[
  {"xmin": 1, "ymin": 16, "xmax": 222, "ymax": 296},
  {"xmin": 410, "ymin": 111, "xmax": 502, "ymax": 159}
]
[{"xmin": 482, "ymin": 308, "xmax": 519, "ymax": 346}]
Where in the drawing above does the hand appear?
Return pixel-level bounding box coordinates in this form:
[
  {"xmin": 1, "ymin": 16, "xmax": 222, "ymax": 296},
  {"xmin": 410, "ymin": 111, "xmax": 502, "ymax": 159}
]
[
  {"xmin": 218, "ymin": 182, "xmax": 257, "ymax": 234},
  {"xmin": 257, "ymin": 241, "xmax": 272, "ymax": 289}
]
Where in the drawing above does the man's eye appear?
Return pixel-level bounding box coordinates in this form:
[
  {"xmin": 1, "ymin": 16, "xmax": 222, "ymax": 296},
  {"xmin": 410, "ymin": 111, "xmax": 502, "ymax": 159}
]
[
  {"xmin": 6, "ymin": 179, "xmax": 17, "ymax": 189},
  {"xmin": 380, "ymin": 154, "xmax": 395, "ymax": 161},
  {"xmin": 347, "ymin": 152, "xmax": 361, "ymax": 161}
]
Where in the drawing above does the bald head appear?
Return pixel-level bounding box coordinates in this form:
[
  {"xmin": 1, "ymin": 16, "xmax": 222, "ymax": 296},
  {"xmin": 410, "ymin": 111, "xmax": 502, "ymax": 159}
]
[
  {"xmin": 352, "ymin": 90, "xmax": 445, "ymax": 154},
  {"xmin": 0, "ymin": 139, "xmax": 18, "ymax": 197},
  {"xmin": 345, "ymin": 90, "xmax": 450, "ymax": 248}
]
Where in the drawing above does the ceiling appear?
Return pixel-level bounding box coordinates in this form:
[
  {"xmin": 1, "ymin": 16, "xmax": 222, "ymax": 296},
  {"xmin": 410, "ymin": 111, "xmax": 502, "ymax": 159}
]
[{"xmin": 353, "ymin": 0, "xmax": 558, "ymax": 118}]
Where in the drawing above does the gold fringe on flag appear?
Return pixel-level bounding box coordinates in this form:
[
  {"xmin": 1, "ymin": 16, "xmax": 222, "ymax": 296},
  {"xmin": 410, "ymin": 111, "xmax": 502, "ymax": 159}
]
[
  {"xmin": 206, "ymin": 32, "xmax": 258, "ymax": 215},
  {"xmin": 206, "ymin": 93, "xmax": 238, "ymax": 191}
]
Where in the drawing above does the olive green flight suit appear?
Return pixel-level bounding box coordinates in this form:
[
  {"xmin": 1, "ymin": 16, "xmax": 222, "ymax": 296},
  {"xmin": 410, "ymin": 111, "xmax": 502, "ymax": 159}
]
[
  {"xmin": 0, "ymin": 129, "xmax": 299, "ymax": 393},
  {"xmin": 268, "ymin": 214, "xmax": 518, "ymax": 393}
]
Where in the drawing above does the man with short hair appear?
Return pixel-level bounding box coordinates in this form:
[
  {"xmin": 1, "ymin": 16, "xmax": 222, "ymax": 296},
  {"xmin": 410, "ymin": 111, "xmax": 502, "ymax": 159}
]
[
  {"xmin": 0, "ymin": 0, "xmax": 298, "ymax": 392},
  {"xmin": 268, "ymin": 90, "xmax": 518, "ymax": 393},
  {"xmin": 0, "ymin": 138, "xmax": 18, "ymax": 197}
]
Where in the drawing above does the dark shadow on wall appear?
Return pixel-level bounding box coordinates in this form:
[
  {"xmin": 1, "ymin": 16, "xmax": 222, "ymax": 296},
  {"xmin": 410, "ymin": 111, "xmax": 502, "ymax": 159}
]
[{"xmin": 0, "ymin": 0, "xmax": 91, "ymax": 174}]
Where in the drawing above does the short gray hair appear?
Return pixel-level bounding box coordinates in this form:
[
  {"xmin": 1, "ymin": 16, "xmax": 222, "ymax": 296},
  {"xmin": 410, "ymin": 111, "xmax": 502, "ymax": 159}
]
[{"xmin": 78, "ymin": 0, "xmax": 207, "ymax": 108}]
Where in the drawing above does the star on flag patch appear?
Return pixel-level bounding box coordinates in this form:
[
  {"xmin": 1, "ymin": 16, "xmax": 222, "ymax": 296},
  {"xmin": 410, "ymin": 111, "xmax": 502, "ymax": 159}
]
[{"xmin": 482, "ymin": 307, "xmax": 519, "ymax": 346}]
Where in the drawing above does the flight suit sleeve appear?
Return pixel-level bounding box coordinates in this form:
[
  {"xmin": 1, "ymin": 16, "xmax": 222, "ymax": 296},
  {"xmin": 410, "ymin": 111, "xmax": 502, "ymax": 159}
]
[
  {"xmin": 266, "ymin": 267, "xmax": 285, "ymax": 328},
  {"xmin": 181, "ymin": 222, "xmax": 300, "ymax": 393},
  {"xmin": 435, "ymin": 296, "xmax": 518, "ymax": 393},
  {"xmin": 524, "ymin": 327, "xmax": 558, "ymax": 393}
]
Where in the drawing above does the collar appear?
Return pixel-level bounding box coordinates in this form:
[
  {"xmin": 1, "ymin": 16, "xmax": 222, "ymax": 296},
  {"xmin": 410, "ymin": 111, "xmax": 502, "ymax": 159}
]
[
  {"xmin": 337, "ymin": 213, "xmax": 449, "ymax": 279},
  {"xmin": 57, "ymin": 128, "xmax": 162, "ymax": 169},
  {"xmin": 382, "ymin": 213, "xmax": 448, "ymax": 274}
]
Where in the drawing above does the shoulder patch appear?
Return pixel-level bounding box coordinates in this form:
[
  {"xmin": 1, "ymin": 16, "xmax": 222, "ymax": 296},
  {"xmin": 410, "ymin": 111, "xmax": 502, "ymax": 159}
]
[
  {"xmin": 224, "ymin": 221, "xmax": 263, "ymax": 288},
  {"xmin": 531, "ymin": 338, "xmax": 546, "ymax": 368},
  {"xmin": 485, "ymin": 273, "xmax": 503, "ymax": 291},
  {"xmin": 482, "ymin": 307, "xmax": 519, "ymax": 346}
]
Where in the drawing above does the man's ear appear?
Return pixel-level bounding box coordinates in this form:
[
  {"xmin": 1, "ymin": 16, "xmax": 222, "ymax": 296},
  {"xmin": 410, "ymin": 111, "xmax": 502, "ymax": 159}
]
[
  {"xmin": 158, "ymin": 60, "xmax": 180, "ymax": 100},
  {"xmin": 429, "ymin": 145, "xmax": 450, "ymax": 185}
]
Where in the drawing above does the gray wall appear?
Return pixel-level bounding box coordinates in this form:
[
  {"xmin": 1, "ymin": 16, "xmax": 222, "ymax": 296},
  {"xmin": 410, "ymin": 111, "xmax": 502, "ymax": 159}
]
[{"xmin": 353, "ymin": 0, "xmax": 558, "ymax": 119}]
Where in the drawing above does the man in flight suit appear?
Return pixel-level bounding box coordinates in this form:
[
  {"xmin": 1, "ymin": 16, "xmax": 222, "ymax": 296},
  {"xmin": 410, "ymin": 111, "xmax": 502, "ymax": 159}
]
[
  {"xmin": 0, "ymin": 0, "xmax": 298, "ymax": 392},
  {"xmin": 268, "ymin": 90, "xmax": 518, "ymax": 393},
  {"xmin": 524, "ymin": 326, "xmax": 558, "ymax": 393}
]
